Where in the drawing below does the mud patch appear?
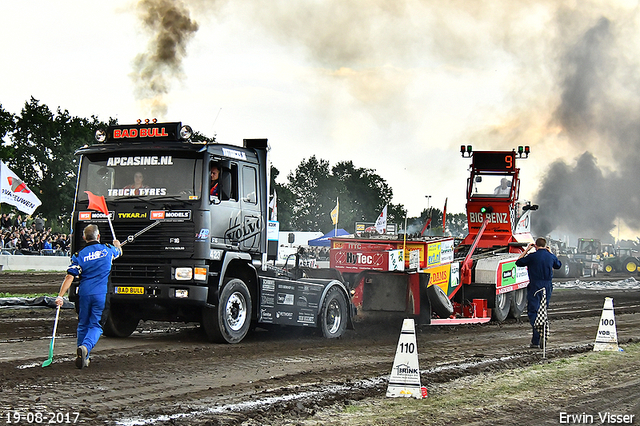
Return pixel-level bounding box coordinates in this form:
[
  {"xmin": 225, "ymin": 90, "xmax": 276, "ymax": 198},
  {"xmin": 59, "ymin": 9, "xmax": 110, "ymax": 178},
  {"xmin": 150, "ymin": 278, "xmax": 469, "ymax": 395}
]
[{"xmin": 2, "ymin": 274, "xmax": 640, "ymax": 425}]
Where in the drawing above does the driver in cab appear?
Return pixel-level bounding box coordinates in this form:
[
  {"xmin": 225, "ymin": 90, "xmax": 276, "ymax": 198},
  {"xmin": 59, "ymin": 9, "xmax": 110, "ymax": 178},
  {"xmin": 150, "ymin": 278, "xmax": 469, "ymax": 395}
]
[
  {"xmin": 210, "ymin": 164, "xmax": 224, "ymax": 201},
  {"xmin": 494, "ymin": 178, "xmax": 511, "ymax": 196}
]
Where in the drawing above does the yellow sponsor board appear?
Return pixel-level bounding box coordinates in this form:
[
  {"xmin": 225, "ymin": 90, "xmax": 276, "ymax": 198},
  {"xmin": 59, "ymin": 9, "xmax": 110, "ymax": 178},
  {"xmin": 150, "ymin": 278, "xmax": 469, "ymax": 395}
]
[
  {"xmin": 427, "ymin": 242, "xmax": 442, "ymax": 268},
  {"xmin": 403, "ymin": 243, "xmax": 425, "ymax": 266},
  {"xmin": 427, "ymin": 264, "xmax": 451, "ymax": 295}
]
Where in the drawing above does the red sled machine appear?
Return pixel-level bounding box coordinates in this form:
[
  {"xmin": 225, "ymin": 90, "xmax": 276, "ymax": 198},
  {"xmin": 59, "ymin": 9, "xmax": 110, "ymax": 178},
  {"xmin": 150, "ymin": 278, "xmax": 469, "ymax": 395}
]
[{"xmin": 329, "ymin": 146, "xmax": 536, "ymax": 325}]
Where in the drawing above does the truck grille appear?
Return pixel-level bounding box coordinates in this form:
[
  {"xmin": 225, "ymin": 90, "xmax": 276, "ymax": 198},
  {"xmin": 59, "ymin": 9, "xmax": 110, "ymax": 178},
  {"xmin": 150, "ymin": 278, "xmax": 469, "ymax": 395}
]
[
  {"xmin": 79, "ymin": 221, "xmax": 196, "ymax": 285},
  {"xmin": 111, "ymin": 260, "xmax": 167, "ymax": 283},
  {"xmin": 95, "ymin": 221, "xmax": 195, "ymax": 258}
]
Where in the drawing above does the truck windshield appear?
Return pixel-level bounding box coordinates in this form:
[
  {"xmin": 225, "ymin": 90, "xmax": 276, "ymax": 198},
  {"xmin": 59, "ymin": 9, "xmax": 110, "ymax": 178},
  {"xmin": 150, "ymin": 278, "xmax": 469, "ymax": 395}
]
[
  {"xmin": 471, "ymin": 174, "xmax": 513, "ymax": 198},
  {"xmin": 76, "ymin": 154, "xmax": 202, "ymax": 201}
]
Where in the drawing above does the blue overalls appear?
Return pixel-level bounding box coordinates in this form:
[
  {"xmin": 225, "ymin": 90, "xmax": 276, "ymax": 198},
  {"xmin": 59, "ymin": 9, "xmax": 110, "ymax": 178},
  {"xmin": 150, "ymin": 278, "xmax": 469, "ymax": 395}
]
[
  {"xmin": 67, "ymin": 241, "xmax": 121, "ymax": 354},
  {"xmin": 515, "ymin": 249, "xmax": 562, "ymax": 346}
]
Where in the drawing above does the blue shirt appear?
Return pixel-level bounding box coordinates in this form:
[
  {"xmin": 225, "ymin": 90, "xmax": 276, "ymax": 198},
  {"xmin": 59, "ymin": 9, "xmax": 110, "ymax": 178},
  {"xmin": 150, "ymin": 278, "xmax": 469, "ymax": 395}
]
[
  {"xmin": 515, "ymin": 248, "xmax": 562, "ymax": 283},
  {"xmin": 67, "ymin": 240, "xmax": 121, "ymax": 296}
]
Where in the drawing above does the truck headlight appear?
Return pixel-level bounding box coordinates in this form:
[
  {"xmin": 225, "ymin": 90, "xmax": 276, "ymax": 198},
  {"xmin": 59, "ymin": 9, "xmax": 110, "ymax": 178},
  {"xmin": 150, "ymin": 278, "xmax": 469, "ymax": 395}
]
[{"xmin": 175, "ymin": 267, "xmax": 193, "ymax": 280}]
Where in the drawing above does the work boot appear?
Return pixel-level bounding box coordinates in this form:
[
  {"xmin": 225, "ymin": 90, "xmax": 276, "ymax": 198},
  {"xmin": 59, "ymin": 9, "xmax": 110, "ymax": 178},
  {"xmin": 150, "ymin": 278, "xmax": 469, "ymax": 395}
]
[
  {"xmin": 529, "ymin": 343, "xmax": 540, "ymax": 349},
  {"xmin": 75, "ymin": 345, "xmax": 89, "ymax": 369}
]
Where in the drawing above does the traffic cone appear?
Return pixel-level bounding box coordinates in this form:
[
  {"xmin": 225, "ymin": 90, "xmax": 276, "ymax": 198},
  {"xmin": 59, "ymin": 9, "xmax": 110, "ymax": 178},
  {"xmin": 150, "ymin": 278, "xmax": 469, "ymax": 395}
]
[
  {"xmin": 386, "ymin": 318, "xmax": 423, "ymax": 399},
  {"xmin": 593, "ymin": 297, "xmax": 619, "ymax": 352}
]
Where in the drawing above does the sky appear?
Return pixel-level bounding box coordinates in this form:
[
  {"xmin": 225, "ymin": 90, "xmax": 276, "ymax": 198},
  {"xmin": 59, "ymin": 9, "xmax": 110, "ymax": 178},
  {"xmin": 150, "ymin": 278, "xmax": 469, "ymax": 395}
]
[{"xmin": 2, "ymin": 0, "xmax": 640, "ymax": 243}]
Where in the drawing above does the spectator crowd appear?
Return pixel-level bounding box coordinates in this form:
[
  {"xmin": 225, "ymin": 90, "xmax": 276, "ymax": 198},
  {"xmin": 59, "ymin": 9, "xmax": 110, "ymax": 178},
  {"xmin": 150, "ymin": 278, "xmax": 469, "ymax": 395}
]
[{"xmin": 0, "ymin": 213, "xmax": 69, "ymax": 256}]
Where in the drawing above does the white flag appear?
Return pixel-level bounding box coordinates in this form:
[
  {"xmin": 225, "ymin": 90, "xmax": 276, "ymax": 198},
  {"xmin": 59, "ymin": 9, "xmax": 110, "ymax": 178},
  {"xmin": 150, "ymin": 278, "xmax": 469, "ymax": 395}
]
[
  {"xmin": 269, "ymin": 188, "xmax": 277, "ymax": 221},
  {"xmin": 375, "ymin": 205, "xmax": 387, "ymax": 234},
  {"xmin": 0, "ymin": 161, "xmax": 42, "ymax": 215}
]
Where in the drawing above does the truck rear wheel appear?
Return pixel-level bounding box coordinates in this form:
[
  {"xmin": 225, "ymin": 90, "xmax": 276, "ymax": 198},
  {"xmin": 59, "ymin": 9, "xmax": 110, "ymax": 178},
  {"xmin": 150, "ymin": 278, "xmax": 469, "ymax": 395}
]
[
  {"xmin": 320, "ymin": 287, "xmax": 348, "ymax": 339},
  {"xmin": 103, "ymin": 304, "xmax": 140, "ymax": 338},
  {"xmin": 508, "ymin": 289, "xmax": 527, "ymax": 319},
  {"xmin": 202, "ymin": 279, "xmax": 252, "ymax": 344},
  {"xmin": 427, "ymin": 285, "xmax": 454, "ymax": 319},
  {"xmin": 493, "ymin": 292, "xmax": 511, "ymax": 322}
]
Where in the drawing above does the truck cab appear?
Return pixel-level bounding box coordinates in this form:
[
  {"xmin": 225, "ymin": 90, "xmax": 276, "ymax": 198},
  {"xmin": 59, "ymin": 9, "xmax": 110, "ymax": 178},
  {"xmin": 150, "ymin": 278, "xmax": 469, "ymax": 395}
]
[{"xmin": 70, "ymin": 121, "xmax": 352, "ymax": 343}]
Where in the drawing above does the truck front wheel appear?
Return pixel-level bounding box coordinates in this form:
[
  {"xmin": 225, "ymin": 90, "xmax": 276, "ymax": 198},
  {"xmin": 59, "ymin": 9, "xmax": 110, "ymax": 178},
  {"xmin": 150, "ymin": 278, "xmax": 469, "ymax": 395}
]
[
  {"xmin": 320, "ymin": 287, "xmax": 348, "ymax": 339},
  {"xmin": 103, "ymin": 304, "xmax": 140, "ymax": 338},
  {"xmin": 202, "ymin": 279, "xmax": 252, "ymax": 344}
]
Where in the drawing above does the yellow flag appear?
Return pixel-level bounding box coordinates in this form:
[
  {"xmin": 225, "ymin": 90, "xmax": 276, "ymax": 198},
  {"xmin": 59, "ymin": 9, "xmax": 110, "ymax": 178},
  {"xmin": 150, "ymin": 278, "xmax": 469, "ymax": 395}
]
[{"xmin": 330, "ymin": 198, "xmax": 339, "ymax": 225}]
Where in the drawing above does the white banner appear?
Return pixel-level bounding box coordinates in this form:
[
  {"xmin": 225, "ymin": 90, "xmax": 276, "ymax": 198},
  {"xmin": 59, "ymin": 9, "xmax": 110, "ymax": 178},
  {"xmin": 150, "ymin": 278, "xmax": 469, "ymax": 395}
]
[{"xmin": 0, "ymin": 161, "xmax": 42, "ymax": 215}]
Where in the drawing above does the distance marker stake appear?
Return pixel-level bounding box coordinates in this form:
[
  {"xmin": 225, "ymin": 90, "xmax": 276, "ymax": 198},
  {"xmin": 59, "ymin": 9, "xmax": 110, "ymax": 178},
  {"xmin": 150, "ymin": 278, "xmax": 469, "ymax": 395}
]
[
  {"xmin": 387, "ymin": 318, "xmax": 424, "ymax": 399},
  {"xmin": 593, "ymin": 297, "xmax": 620, "ymax": 352}
]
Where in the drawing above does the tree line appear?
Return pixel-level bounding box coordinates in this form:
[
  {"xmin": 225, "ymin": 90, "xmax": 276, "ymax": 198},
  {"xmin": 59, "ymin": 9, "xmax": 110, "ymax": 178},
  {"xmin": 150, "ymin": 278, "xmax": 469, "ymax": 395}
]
[
  {"xmin": 271, "ymin": 157, "xmax": 467, "ymax": 237},
  {"xmin": 0, "ymin": 98, "xmax": 467, "ymax": 237}
]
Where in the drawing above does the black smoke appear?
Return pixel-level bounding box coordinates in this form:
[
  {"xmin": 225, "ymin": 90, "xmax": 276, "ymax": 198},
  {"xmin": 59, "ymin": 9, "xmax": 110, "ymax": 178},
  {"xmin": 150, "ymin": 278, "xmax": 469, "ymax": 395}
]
[
  {"xmin": 132, "ymin": 0, "xmax": 199, "ymax": 117},
  {"xmin": 532, "ymin": 15, "xmax": 640, "ymax": 240}
]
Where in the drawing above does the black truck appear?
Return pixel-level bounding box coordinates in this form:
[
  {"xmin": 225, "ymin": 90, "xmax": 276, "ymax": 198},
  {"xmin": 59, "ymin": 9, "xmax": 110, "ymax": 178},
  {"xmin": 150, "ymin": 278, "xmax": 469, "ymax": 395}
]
[{"xmin": 69, "ymin": 121, "xmax": 352, "ymax": 343}]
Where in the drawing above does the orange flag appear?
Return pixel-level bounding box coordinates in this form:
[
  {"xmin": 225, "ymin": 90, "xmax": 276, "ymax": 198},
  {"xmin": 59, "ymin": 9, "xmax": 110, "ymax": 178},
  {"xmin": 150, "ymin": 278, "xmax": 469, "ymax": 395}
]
[{"xmin": 84, "ymin": 191, "xmax": 109, "ymax": 215}]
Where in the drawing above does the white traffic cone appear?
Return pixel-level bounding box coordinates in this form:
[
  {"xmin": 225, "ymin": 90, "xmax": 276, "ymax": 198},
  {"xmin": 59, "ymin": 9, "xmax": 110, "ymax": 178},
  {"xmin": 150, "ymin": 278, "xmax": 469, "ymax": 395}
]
[
  {"xmin": 386, "ymin": 318, "xmax": 424, "ymax": 399},
  {"xmin": 593, "ymin": 297, "xmax": 619, "ymax": 352}
]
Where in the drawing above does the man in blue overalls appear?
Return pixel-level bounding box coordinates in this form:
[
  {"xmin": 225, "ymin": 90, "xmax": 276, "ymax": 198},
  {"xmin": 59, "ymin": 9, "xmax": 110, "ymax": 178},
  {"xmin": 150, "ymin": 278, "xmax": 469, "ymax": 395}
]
[
  {"xmin": 56, "ymin": 224, "xmax": 122, "ymax": 368},
  {"xmin": 515, "ymin": 237, "xmax": 562, "ymax": 349}
]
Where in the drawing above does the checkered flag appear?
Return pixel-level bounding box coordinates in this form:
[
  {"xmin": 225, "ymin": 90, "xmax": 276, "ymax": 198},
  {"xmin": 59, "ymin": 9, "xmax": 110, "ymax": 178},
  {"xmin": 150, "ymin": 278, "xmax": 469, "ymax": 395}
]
[{"xmin": 534, "ymin": 288, "xmax": 549, "ymax": 347}]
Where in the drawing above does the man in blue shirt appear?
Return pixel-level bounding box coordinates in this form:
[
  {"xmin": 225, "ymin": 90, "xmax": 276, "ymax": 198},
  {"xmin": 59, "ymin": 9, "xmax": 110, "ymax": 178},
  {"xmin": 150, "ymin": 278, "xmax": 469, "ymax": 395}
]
[
  {"xmin": 56, "ymin": 224, "xmax": 122, "ymax": 369},
  {"xmin": 515, "ymin": 237, "xmax": 562, "ymax": 348}
]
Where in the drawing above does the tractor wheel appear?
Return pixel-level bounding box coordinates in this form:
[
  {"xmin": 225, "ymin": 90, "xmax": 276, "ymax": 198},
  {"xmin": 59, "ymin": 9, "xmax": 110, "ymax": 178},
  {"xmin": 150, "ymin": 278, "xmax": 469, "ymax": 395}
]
[
  {"xmin": 568, "ymin": 262, "xmax": 581, "ymax": 278},
  {"xmin": 624, "ymin": 258, "xmax": 638, "ymax": 273},
  {"xmin": 427, "ymin": 285, "xmax": 454, "ymax": 318},
  {"xmin": 202, "ymin": 278, "xmax": 252, "ymax": 344},
  {"xmin": 555, "ymin": 256, "xmax": 570, "ymax": 278},
  {"xmin": 493, "ymin": 292, "xmax": 511, "ymax": 322},
  {"xmin": 508, "ymin": 288, "xmax": 527, "ymax": 319},
  {"xmin": 604, "ymin": 264, "xmax": 614, "ymax": 274}
]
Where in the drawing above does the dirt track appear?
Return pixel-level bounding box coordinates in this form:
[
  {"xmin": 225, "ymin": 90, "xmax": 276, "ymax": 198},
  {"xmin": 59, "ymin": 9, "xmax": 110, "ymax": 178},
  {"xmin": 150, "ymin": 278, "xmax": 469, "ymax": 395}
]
[{"xmin": 1, "ymin": 272, "xmax": 640, "ymax": 425}]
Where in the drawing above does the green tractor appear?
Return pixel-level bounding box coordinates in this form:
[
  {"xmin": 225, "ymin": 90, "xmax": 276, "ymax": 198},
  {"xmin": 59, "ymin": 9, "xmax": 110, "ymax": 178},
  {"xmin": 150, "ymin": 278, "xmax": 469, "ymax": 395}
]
[{"xmin": 602, "ymin": 247, "xmax": 640, "ymax": 274}]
